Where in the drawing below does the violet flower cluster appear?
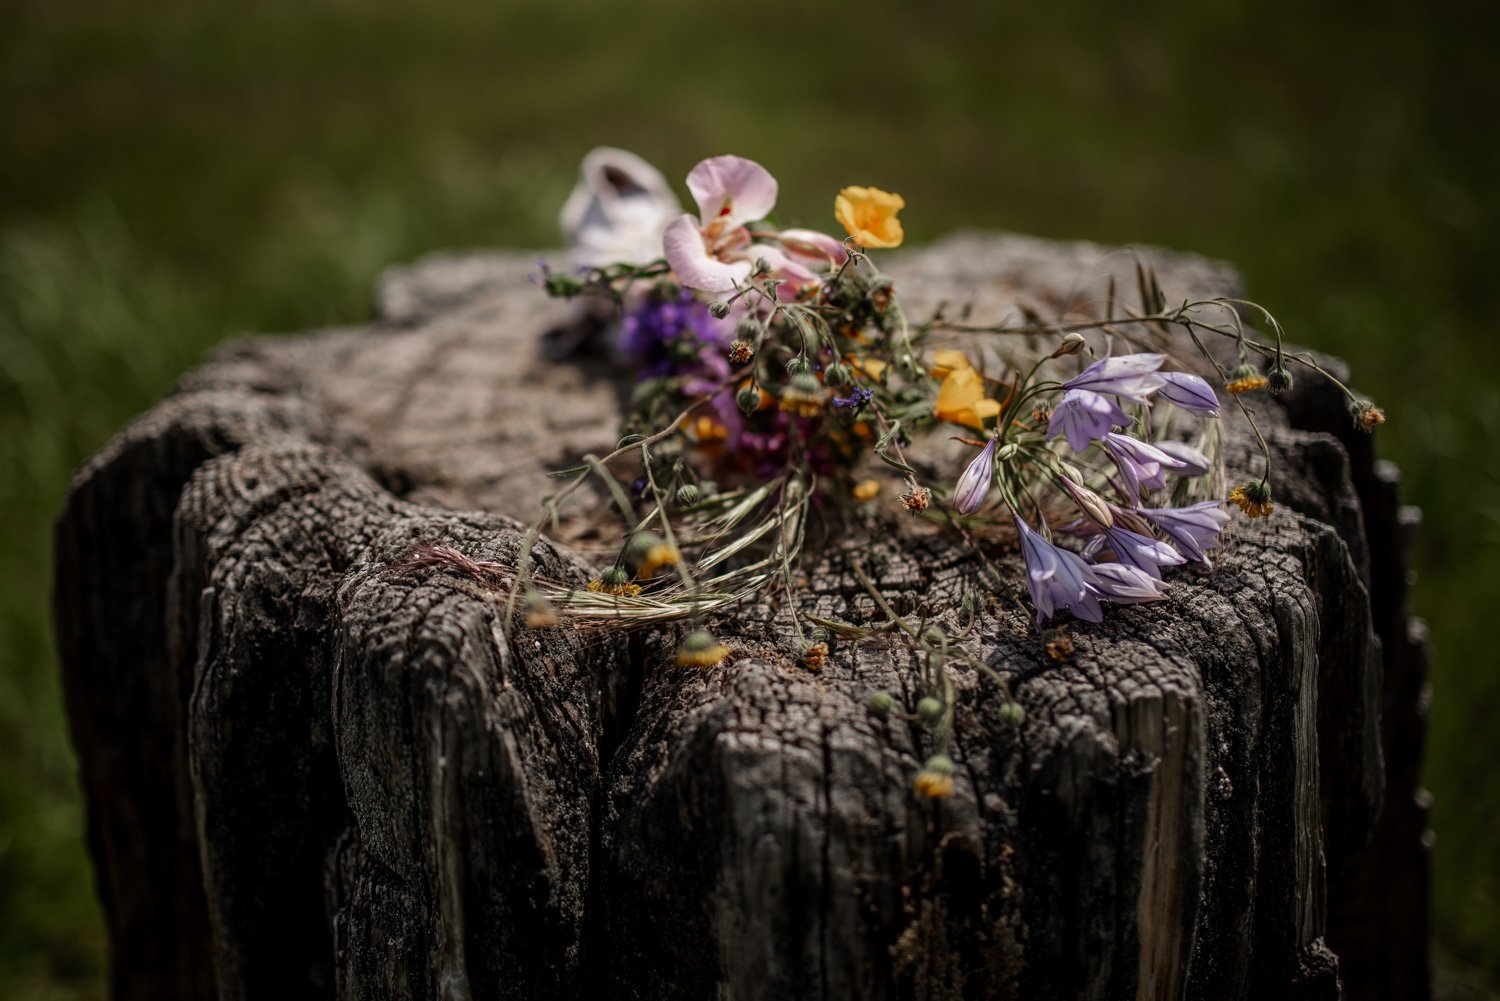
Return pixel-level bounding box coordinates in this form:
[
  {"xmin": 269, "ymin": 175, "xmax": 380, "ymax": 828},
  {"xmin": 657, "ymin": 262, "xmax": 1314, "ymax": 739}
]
[{"xmin": 988, "ymin": 352, "xmax": 1232, "ymax": 625}]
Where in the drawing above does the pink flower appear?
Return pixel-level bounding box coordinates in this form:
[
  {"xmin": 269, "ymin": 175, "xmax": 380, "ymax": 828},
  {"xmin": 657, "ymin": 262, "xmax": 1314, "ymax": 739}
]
[{"xmin": 663, "ymin": 155, "xmax": 843, "ymax": 294}]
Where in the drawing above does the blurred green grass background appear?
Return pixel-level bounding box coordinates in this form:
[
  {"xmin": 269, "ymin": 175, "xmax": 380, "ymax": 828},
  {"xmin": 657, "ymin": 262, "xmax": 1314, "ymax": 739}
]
[{"xmin": 2, "ymin": 0, "xmax": 1495, "ymax": 996}]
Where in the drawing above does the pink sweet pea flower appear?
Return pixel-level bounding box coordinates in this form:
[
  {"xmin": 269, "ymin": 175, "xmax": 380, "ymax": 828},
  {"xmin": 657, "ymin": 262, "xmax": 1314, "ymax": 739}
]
[{"xmin": 664, "ymin": 155, "xmax": 844, "ymax": 295}]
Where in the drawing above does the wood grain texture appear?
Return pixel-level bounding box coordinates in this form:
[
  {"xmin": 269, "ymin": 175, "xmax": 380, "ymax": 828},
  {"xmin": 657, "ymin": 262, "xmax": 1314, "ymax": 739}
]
[{"xmin": 54, "ymin": 234, "xmax": 1430, "ymax": 1000}]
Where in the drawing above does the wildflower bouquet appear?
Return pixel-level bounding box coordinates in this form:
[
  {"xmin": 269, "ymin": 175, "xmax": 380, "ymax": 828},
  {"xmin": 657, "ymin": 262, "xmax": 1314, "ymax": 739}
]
[{"xmin": 506, "ymin": 148, "xmax": 1384, "ymax": 790}]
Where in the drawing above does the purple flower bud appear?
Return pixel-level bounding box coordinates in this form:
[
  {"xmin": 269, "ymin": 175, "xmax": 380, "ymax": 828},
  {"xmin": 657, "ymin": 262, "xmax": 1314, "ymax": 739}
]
[
  {"xmin": 1101, "ymin": 432, "xmax": 1192, "ymax": 504},
  {"xmin": 1153, "ymin": 440, "xmax": 1212, "ymax": 478},
  {"xmin": 1063, "ymin": 352, "xmax": 1166, "ymax": 404},
  {"xmin": 1014, "ymin": 516, "xmax": 1103, "ymax": 626},
  {"xmin": 1047, "ymin": 389, "xmax": 1129, "ymax": 453},
  {"xmin": 1157, "ymin": 371, "xmax": 1221, "ymax": 417},
  {"xmin": 952, "ymin": 439, "xmax": 997, "ymax": 515},
  {"xmin": 1084, "ymin": 562, "xmax": 1169, "ymax": 604},
  {"xmin": 1138, "ymin": 502, "xmax": 1231, "ymax": 565}
]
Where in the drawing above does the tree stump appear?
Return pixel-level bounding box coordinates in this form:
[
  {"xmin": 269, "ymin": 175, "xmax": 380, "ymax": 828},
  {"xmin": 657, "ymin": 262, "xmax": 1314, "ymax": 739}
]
[{"xmin": 55, "ymin": 234, "xmax": 1430, "ymax": 1000}]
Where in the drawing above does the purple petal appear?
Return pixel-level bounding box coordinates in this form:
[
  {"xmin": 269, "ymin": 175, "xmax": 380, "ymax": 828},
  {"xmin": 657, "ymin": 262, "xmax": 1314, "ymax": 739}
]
[
  {"xmin": 664, "ymin": 215, "xmax": 752, "ymax": 292},
  {"xmin": 1048, "ymin": 389, "xmax": 1129, "ymax": 453},
  {"xmin": 1153, "ymin": 440, "xmax": 1212, "ymax": 477},
  {"xmin": 1139, "ymin": 502, "xmax": 1230, "ymax": 564},
  {"xmin": 1086, "ymin": 562, "xmax": 1169, "ymax": 603},
  {"xmin": 686, "ymin": 155, "xmax": 778, "ymax": 227},
  {"xmin": 1102, "ymin": 526, "xmax": 1187, "ymax": 580},
  {"xmin": 1064, "ymin": 353, "xmax": 1167, "ymax": 404},
  {"xmin": 1157, "ymin": 371, "xmax": 1221, "ymax": 417}
]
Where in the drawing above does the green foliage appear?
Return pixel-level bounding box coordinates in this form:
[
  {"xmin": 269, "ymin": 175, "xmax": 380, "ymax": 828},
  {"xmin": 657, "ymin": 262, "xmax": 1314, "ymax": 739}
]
[{"xmin": 3, "ymin": 0, "xmax": 1496, "ymax": 994}]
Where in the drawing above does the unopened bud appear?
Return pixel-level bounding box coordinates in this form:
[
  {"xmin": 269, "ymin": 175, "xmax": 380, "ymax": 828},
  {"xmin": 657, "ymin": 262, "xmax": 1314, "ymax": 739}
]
[
  {"xmin": 736, "ymin": 317, "xmax": 760, "ymax": 340},
  {"xmin": 785, "ymin": 356, "xmax": 810, "ymax": 376},
  {"xmin": 675, "ymin": 484, "xmax": 700, "ymax": 507},
  {"xmin": 1051, "ymin": 332, "xmax": 1087, "ymax": 357},
  {"xmin": 1267, "ymin": 366, "xmax": 1294, "ymax": 394},
  {"xmin": 737, "ymin": 386, "xmax": 761, "ymax": 415},
  {"xmin": 999, "ymin": 702, "xmax": 1025, "ymax": 726},
  {"xmin": 866, "ymin": 691, "xmax": 895, "ymax": 717},
  {"xmin": 707, "ymin": 300, "xmax": 731, "ymax": 319},
  {"xmin": 917, "ymin": 697, "xmax": 944, "ymax": 724},
  {"xmin": 824, "ymin": 362, "xmax": 853, "ymax": 387}
]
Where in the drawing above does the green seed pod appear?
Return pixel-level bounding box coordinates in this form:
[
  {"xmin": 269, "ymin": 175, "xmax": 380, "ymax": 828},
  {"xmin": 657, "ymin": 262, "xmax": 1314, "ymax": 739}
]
[
  {"xmin": 866, "ymin": 691, "xmax": 895, "ymax": 717},
  {"xmin": 917, "ymin": 697, "xmax": 944, "ymax": 725},
  {"xmin": 999, "ymin": 702, "xmax": 1025, "ymax": 726}
]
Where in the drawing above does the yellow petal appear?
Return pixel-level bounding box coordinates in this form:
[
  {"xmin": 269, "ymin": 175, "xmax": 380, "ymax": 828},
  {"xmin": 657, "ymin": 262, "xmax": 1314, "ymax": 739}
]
[
  {"xmin": 834, "ymin": 186, "xmax": 906, "ymax": 249},
  {"xmin": 934, "ymin": 367, "xmax": 1000, "ymax": 430},
  {"xmin": 929, "ymin": 349, "xmax": 974, "ymax": 380}
]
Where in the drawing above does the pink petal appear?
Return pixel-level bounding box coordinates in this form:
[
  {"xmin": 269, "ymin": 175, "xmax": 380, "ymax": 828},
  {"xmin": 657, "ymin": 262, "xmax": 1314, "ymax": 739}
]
[
  {"xmin": 686, "ymin": 155, "xmax": 778, "ymax": 227},
  {"xmin": 663, "ymin": 214, "xmax": 752, "ymax": 292},
  {"xmin": 776, "ymin": 228, "xmax": 849, "ymax": 266}
]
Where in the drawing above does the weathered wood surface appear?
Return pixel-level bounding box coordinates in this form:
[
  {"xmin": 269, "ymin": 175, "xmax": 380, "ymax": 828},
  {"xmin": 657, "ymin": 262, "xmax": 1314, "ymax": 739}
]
[{"xmin": 54, "ymin": 233, "xmax": 1430, "ymax": 1000}]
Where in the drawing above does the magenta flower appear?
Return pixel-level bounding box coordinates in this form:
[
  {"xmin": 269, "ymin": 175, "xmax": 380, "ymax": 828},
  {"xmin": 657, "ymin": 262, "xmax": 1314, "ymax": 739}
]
[
  {"xmin": 1062, "ymin": 352, "xmax": 1166, "ymax": 404},
  {"xmin": 952, "ymin": 439, "xmax": 997, "ymax": 514},
  {"xmin": 1138, "ymin": 502, "xmax": 1231, "ymax": 565},
  {"xmin": 1014, "ymin": 516, "xmax": 1103, "ymax": 625},
  {"xmin": 1101, "ymin": 432, "xmax": 1192, "ymax": 503},
  {"xmin": 1047, "ymin": 389, "xmax": 1129, "ymax": 453},
  {"xmin": 1157, "ymin": 371, "xmax": 1221, "ymax": 417}
]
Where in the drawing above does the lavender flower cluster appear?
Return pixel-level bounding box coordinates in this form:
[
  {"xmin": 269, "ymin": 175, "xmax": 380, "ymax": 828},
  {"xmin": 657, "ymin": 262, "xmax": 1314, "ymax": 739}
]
[{"xmin": 983, "ymin": 353, "xmax": 1231, "ymax": 625}]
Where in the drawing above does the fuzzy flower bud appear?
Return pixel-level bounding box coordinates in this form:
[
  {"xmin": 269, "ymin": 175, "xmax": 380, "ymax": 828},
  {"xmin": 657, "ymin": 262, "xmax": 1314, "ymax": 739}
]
[
  {"xmin": 736, "ymin": 316, "xmax": 761, "ymax": 340},
  {"xmin": 1350, "ymin": 400, "xmax": 1386, "ymax": 432},
  {"xmin": 1267, "ymin": 366, "xmax": 1294, "ymax": 394},
  {"xmin": 824, "ymin": 362, "xmax": 854, "ymax": 387},
  {"xmin": 998, "ymin": 701, "xmax": 1026, "ymax": 726},
  {"xmin": 675, "ymin": 484, "xmax": 701, "ymax": 507},
  {"xmin": 707, "ymin": 299, "xmax": 731, "ymax": 319},
  {"xmin": 737, "ymin": 385, "xmax": 762, "ymax": 415},
  {"xmin": 916, "ymin": 697, "xmax": 944, "ymax": 724},
  {"xmin": 785, "ymin": 356, "xmax": 810, "ymax": 376}
]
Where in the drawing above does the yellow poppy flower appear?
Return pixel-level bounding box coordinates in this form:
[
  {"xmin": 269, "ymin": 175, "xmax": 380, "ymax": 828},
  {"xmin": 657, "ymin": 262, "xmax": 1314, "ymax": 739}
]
[
  {"xmin": 835, "ymin": 186, "xmax": 905, "ymax": 249},
  {"xmin": 934, "ymin": 366, "xmax": 1001, "ymax": 430},
  {"xmin": 929, "ymin": 349, "xmax": 974, "ymax": 381}
]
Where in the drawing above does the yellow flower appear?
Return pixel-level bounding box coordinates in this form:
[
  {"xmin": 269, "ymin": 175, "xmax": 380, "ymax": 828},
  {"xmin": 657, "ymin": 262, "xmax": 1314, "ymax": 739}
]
[
  {"xmin": 851, "ymin": 479, "xmax": 880, "ymax": 502},
  {"xmin": 1225, "ymin": 374, "xmax": 1268, "ymax": 394},
  {"xmin": 934, "ymin": 365, "xmax": 1001, "ymax": 430},
  {"xmin": 587, "ymin": 577, "xmax": 642, "ymax": 597},
  {"xmin": 835, "ymin": 186, "xmax": 905, "ymax": 249},
  {"xmin": 1228, "ymin": 482, "xmax": 1275, "ymax": 519},
  {"xmin": 929, "ymin": 349, "xmax": 974, "ymax": 381}
]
